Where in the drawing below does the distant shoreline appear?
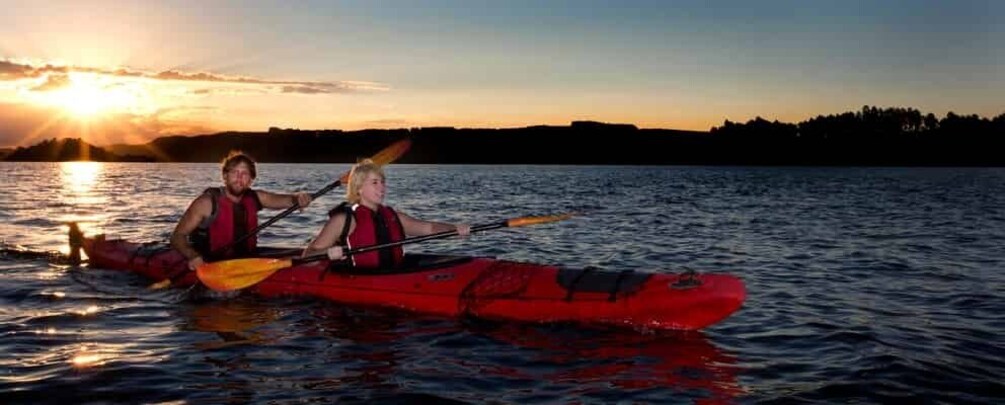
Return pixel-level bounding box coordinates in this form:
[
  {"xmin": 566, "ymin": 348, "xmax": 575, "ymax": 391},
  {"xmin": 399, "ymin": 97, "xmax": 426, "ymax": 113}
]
[{"xmin": 4, "ymin": 106, "xmax": 1003, "ymax": 166}]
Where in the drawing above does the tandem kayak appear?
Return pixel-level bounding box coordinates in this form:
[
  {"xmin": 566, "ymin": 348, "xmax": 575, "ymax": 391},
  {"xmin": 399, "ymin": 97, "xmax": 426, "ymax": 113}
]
[{"xmin": 79, "ymin": 234, "xmax": 745, "ymax": 331}]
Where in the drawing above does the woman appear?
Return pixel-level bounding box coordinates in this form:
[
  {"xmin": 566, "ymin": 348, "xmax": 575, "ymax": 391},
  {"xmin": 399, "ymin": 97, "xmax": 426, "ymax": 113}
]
[{"xmin": 303, "ymin": 159, "xmax": 470, "ymax": 268}]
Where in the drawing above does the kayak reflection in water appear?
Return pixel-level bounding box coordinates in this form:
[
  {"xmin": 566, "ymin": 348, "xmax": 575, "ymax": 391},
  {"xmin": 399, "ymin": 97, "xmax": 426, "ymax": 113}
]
[
  {"xmin": 188, "ymin": 301, "xmax": 742, "ymax": 403},
  {"xmin": 302, "ymin": 158, "xmax": 470, "ymax": 269},
  {"xmin": 470, "ymin": 322, "xmax": 744, "ymax": 402},
  {"xmin": 185, "ymin": 298, "xmax": 281, "ymax": 350}
]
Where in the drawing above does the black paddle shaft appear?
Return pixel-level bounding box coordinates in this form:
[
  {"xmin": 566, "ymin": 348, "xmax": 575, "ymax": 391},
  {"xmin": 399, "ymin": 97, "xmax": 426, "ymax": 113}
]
[
  {"xmin": 221, "ymin": 179, "xmax": 342, "ymax": 255},
  {"xmin": 160, "ymin": 179, "xmax": 343, "ymax": 285},
  {"xmin": 294, "ymin": 221, "xmax": 507, "ymax": 264}
]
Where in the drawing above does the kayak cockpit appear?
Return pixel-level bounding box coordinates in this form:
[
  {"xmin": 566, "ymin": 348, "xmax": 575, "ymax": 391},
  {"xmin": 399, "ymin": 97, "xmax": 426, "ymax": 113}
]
[{"xmin": 322, "ymin": 253, "xmax": 477, "ymax": 275}]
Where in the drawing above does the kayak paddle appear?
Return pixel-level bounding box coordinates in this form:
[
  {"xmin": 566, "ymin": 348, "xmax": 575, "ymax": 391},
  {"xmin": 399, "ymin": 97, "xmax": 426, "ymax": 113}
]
[
  {"xmin": 149, "ymin": 138, "xmax": 412, "ymax": 289},
  {"xmin": 196, "ymin": 213, "xmax": 575, "ymax": 291}
]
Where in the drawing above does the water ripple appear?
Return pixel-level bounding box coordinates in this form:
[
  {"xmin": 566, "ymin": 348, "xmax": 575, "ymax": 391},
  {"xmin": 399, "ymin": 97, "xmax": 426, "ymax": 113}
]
[{"xmin": 1, "ymin": 163, "xmax": 1003, "ymax": 403}]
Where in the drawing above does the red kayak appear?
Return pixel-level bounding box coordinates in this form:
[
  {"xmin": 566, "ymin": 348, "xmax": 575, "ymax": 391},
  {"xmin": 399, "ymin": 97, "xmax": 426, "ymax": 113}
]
[{"xmin": 80, "ymin": 234, "xmax": 745, "ymax": 331}]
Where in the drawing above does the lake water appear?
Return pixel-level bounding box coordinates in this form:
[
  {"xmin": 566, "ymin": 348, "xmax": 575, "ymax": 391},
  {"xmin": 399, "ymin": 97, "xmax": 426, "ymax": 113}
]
[{"xmin": 1, "ymin": 162, "xmax": 1003, "ymax": 403}]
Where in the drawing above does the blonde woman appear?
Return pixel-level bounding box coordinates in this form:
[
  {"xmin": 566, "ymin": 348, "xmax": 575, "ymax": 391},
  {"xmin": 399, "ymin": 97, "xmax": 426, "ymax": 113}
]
[{"xmin": 303, "ymin": 159, "xmax": 470, "ymax": 268}]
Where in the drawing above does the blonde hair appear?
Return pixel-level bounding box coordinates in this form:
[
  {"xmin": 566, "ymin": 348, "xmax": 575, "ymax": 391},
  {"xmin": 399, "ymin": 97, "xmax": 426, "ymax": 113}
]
[{"xmin": 345, "ymin": 159, "xmax": 385, "ymax": 204}]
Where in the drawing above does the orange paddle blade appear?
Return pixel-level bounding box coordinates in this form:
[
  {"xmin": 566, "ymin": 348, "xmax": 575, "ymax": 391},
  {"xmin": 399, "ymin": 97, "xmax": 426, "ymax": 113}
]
[
  {"xmin": 506, "ymin": 213, "xmax": 575, "ymax": 228},
  {"xmin": 196, "ymin": 257, "xmax": 294, "ymax": 292},
  {"xmin": 339, "ymin": 138, "xmax": 412, "ymax": 183}
]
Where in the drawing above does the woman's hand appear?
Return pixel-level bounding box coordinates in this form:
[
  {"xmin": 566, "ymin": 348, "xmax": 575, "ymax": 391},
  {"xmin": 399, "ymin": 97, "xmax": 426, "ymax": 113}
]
[{"xmin": 326, "ymin": 245, "xmax": 344, "ymax": 261}]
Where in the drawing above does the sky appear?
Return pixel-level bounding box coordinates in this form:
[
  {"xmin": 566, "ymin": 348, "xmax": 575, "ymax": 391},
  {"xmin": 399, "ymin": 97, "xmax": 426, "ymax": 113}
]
[{"xmin": 0, "ymin": 0, "xmax": 1002, "ymax": 147}]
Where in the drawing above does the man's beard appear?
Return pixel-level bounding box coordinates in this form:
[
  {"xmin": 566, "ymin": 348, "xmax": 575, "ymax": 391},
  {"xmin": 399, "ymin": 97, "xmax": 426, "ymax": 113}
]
[{"xmin": 226, "ymin": 184, "xmax": 249, "ymax": 196}]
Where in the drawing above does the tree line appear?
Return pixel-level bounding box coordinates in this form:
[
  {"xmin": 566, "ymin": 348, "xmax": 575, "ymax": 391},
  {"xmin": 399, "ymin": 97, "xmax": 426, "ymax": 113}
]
[
  {"xmin": 3, "ymin": 106, "xmax": 1002, "ymax": 166},
  {"xmin": 707, "ymin": 106, "xmax": 1004, "ymax": 165}
]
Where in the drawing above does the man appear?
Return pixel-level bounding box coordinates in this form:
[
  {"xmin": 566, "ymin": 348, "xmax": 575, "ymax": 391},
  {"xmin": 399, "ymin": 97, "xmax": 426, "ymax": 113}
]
[{"xmin": 171, "ymin": 151, "xmax": 311, "ymax": 271}]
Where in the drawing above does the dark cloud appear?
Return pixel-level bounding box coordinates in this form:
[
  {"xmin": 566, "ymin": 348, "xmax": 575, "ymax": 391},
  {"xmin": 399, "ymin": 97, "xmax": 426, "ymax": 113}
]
[
  {"xmin": 0, "ymin": 60, "xmax": 70, "ymax": 79},
  {"xmin": 281, "ymin": 85, "xmax": 329, "ymax": 94},
  {"xmin": 156, "ymin": 69, "xmax": 372, "ymax": 93},
  {"xmin": 281, "ymin": 82, "xmax": 366, "ymax": 94},
  {"xmin": 0, "ymin": 60, "xmax": 41, "ymax": 79},
  {"xmin": 155, "ymin": 70, "xmax": 233, "ymax": 82},
  {"xmin": 1, "ymin": 59, "xmax": 386, "ymax": 93}
]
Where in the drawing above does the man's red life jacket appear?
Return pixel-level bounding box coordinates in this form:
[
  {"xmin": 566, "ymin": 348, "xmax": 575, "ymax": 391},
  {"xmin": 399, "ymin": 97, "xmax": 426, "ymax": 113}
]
[{"xmin": 191, "ymin": 187, "xmax": 262, "ymax": 260}]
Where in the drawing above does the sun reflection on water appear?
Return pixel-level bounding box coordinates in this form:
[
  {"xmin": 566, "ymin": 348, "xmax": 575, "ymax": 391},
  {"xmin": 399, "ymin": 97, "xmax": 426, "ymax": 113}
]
[
  {"xmin": 54, "ymin": 162, "xmax": 108, "ymax": 251},
  {"xmin": 71, "ymin": 352, "xmax": 107, "ymax": 368},
  {"xmin": 60, "ymin": 161, "xmax": 102, "ymax": 194},
  {"xmin": 36, "ymin": 269, "xmax": 63, "ymax": 281},
  {"xmin": 74, "ymin": 305, "xmax": 101, "ymax": 316},
  {"xmin": 39, "ymin": 290, "xmax": 66, "ymax": 299},
  {"xmin": 70, "ymin": 344, "xmax": 116, "ymax": 369}
]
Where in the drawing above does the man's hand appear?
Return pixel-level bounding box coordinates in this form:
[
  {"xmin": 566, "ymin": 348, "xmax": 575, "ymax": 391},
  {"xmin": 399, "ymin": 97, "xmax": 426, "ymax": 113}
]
[
  {"xmin": 294, "ymin": 192, "xmax": 312, "ymax": 211},
  {"xmin": 187, "ymin": 256, "xmax": 205, "ymax": 272}
]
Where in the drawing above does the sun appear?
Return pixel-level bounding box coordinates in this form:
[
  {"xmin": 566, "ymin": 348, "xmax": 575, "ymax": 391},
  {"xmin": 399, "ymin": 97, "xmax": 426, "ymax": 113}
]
[{"xmin": 32, "ymin": 72, "xmax": 149, "ymax": 119}]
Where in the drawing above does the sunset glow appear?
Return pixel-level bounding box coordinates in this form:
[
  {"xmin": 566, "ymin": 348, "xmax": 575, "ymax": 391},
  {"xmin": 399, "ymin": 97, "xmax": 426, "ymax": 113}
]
[
  {"xmin": 26, "ymin": 72, "xmax": 151, "ymax": 119},
  {"xmin": 0, "ymin": 2, "xmax": 1001, "ymax": 148}
]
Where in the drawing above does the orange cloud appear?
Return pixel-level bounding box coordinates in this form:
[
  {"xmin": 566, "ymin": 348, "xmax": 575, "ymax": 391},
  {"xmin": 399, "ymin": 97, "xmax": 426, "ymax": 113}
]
[
  {"xmin": 0, "ymin": 58, "xmax": 397, "ymax": 147},
  {"xmin": 29, "ymin": 74, "xmax": 72, "ymax": 91},
  {"xmin": 0, "ymin": 60, "xmax": 71, "ymax": 79},
  {"xmin": 1, "ymin": 59, "xmax": 387, "ymax": 94}
]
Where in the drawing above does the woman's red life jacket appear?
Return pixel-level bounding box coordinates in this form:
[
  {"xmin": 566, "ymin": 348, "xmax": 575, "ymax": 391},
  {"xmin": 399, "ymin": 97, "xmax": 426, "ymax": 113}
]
[{"xmin": 341, "ymin": 203, "xmax": 405, "ymax": 268}]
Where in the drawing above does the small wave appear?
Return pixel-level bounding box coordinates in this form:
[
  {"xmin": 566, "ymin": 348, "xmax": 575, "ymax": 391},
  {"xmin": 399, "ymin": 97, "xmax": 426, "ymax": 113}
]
[{"xmin": 11, "ymin": 218, "xmax": 57, "ymax": 227}]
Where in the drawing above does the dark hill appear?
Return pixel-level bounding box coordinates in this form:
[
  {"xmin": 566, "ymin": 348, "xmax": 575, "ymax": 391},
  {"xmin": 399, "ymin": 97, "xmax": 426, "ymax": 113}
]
[
  {"xmin": 16, "ymin": 106, "xmax": 1005, "ymax": 166},
  {"xmin": 104, "ymin": 122, "xmax": 706, "ymax": 164},
  {"xmin": 3, "ymin": 138, "xmax": 152, "ymax": 162}
]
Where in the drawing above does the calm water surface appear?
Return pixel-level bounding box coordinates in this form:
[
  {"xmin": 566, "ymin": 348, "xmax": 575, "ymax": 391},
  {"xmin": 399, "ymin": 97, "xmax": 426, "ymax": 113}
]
[{"xmin": 1, "ymin": 162, "xmax": 1003, "ymax": 403}]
